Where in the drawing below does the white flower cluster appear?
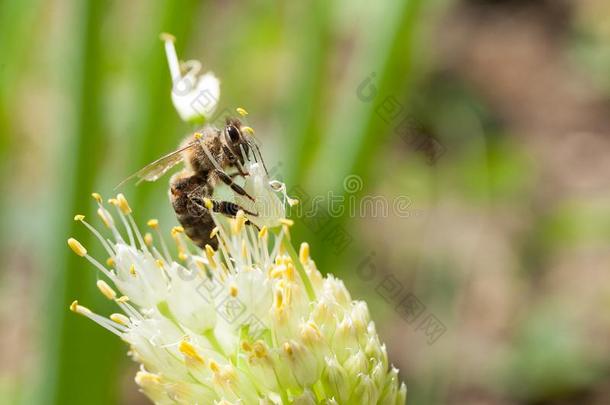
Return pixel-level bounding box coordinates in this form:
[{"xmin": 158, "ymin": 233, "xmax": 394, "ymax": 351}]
[{"xmin": 68, "ymin": 188, "xmax": 406, "ymax": 404}]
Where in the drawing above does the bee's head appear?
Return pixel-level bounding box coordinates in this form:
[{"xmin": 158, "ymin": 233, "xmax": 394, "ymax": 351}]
[{"xmin": 223, "ymin": 117, "xmax": 250, "ymax": 164}]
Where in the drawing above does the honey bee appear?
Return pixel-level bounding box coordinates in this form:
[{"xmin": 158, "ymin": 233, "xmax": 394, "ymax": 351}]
[{"xmin": 118, "ymin": 117, "xmax": 266, "ymax": 248}]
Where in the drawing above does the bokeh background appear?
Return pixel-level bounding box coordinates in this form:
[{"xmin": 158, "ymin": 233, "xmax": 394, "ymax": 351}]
[{"xmin": 2, "ymin": 0, "xmax": 610, "ymax": 404}]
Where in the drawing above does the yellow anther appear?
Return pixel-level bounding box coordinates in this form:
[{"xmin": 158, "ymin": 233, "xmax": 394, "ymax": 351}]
[
  {"xmin": 241, "ymin": 126, "xmax": 255, "ymax": 135},
  {"xmin": 236, "ymin": 107, "xmax": 248, "ymax": 117},
  {"xmin": 229, "ymin": 284, "xmax": 238, "ymax": 297},
  {"xmin": 241, "ymin": 239, "xmax": 247, "ymax": 259},
  {"xmin": 171, "ymin": 226, "xmax": 184, "ymax": 236},
  {"xmin": 202, "ymin": 197, "xmax": 213, "ymax": 210},
  {"xmin": 159, "ymin": 32, "xmax": 175, "ymax": 42},
  {"xmin": 283, "ymin": 342, "xmax": 293, "ymax": 356},
  {"xmin": 147, "ymin": 219, "xmax": 159, "ymax": 229},
  {"xmin": 74, "ymin": 214, "xmax": 85, "ymax": 221},
  {"xmin": 299, "ymin": 242, "xmax": 310, "ymax": 265},
  {"xmin": 270, "ymin": 265, "xmax": 285, "ymax": 279},
  {"xmin": 116, "ymin": 295, "xmax": 130, "ymax": 303},
  {"xmin": 97, "ymin": 208, "xmax": 111, "ymax": 228},
  {"xmin": 258, "ymin": 226, "xmax": 268, "ymax": 239},
  {"xmin": 69, "ymin": 300, "xmax": 91, "ymax": 315},
  {"xmin": 252, "ymin": 341, "xmax": 268, "ymax": 358},
  {"xmin": 232, "ymin": 210, "xmax": 246, "ymax": 234},
  {"xmin": 301, "ymin": 321, "xmax": 322, "ymax": 344},
  {"xmin": 91, "ymin": 192, "xmax": 102, "ymax": 203},
  {"xmin": 287, "ymin": 197, "xmax": 299, "ymax": 207},
  {"xmin": 194, "ymin": 132, "xmax": 203, "ymax": 140},
  {"xmin": 179, "ymin": 340, "xmax": 205, "ymax": 364},
  {"xmin": 129, "ymin": 264, "xmax": 136, "ymax": 276},
  {"xmin": 106, "ymin": 257, "xmax": 115, "ymax": 267},
  {"xmin": 284, "ymin": 263, "xmax": 295, "ymax": 281},
  {"xmin": 241, "ymin": 341, "xmax": 252, "ymax": 352},
  {"xmin": 144, "ymin": 232, "xmax": 153, "ymax": 246},
  {"xmin": 110, "ymin": 313, "xmax": 129, "ymax": 326},
  {"xmin": 116, "ymin": 193, "xmax": 132, "ymax": 215},
  {"xmin": 156, "ymin": 259, "xmax": 164, "ymax": 269},
  {"xmin": 274, "ymin": 290, "xmax": 284, "ymax": 309},
  {"xmin": 279, "ymin": 218, "xmax": 294, "ymax": 227},
  {"xmin": 209, "ymin": 360, "xmax": 220, "ymax": 373},
  {"xmin": 205, "ymin": 244, "xmax": 217, "ymax": 269},
  {"xmin": 67, "ymin": 238, "xmax": 87, "ymax": 257},
  {"xmin": 96, "ymin": 280, "xmax": 116, "ymax": 300},
  {"xmin": 135, "ymin": 371, "xmax": 162, "ymax": 385},
  {"xmin": 210, "ymin": 226, "xmax": 220, "ymax": 239},
  {"xmin": 178, "ymin": 252, "xmax": 188, "ymax": 261},
  {"xmin": 107, "ymin": 198, "xmax": 118, "ymax": 206}
]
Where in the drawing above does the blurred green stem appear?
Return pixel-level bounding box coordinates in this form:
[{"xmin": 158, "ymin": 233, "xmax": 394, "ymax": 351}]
[{"xmin": 40, "ymin": 2, "xmax": 121, "ymax": 405}]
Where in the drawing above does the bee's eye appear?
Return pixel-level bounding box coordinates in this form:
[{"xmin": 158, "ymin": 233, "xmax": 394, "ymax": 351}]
[{"xmin": 227, "ymin": 125, "xmax": 240, "ymax": 143}]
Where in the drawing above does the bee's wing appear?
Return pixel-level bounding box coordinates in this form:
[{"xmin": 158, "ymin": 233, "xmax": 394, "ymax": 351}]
[{"xmin": 115, "ymin": 142, "xmax": 197, "ymax": 189}]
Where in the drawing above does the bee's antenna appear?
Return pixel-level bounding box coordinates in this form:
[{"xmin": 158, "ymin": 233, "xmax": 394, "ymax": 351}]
[
  {"xmin": 254, "ymin": 142, "xmax": 269, "ymax": 176},
  {"xmin": 246, "ymin": 137, "xmax": 268, "ymax": 176}
]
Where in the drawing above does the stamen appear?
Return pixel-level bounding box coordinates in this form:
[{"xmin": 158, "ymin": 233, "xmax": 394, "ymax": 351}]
[
  {"xmin": 209, "ymin": 360, "xmax": 220, "ymax": 373},
  {"xmin": 110, "ymin": 313, "xmax": 130, "ymax": 326},
  {"xmin": 144, "ymin": 233, "xmax": 153, "ymax": 246},
  {"xmin": 76, "ymin": 215, "xmax": 115, "ymax": 257},
  {"xmin": 279, "ymin": 218, "xmax": 294, "ymax": 227},
  {"xmin": 283, "ymin": 342, "xmax": 293, "ymax": 356},
  {"xmin": 236, "ymin": 107, "xmax": 248, "ymax": 117},
  {"xmin": 299, "ymin": 242, "xmax": 310, "ymax": 265},
  {"xmin": 97, "ymin": 280, "xmax": 117, "ymax": 300},
  {"xmin": 127, "ymin": 215, "xmax": 147, "ymax": 251},
  {"xmin": 232, "ymin": 211, "xmax": 246, "ymax": 235},
  {"xmin": 117, "ymin": 193, "xmax": 132, "ymax": 215},
  {"xmin": 252, "ymin": 341, "xmax": 268, "ymax": 358},
  {"xmin": 70, "ymin": 300, "xmax": 83, "ymax": 313},
  {"xmin": 241, "ymin": 126, "xmax": 255, "ymax": 135},
  {"xmin": 148, "ymin": 219, "xmax": 171, "ymax": 263},
  {"xmin": 160, "ymin": 32, "xmax": 181, "ymax": 83},
  {"xmin": 179, "ymin": 340, "xmax": 205, "ymax": 365},
  {"xmin": 91, "ymin": 192, "xmax": 103, "ymax": 203},
  {"xmin": 205, "ymin": 244, "xmax": 217, "ymax": 269},
  {"xmin": 70, "ymin": 300, "xmax": 124, "ymax": 337},
  {"xmin": 67, "ymin": 238, "xmax": 87, "ymax": 257},
  {"xmin": 111, "ymin": 200, "xmax": 135, "ymax": 247},
  {"xmin": 241, "ymin": 239, "xmax": 248, "ymax": 261}
]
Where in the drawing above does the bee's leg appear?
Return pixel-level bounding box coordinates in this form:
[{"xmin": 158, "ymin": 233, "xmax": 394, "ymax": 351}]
[
  {"xmin": 209, "ymin": 200, "xmax": 258, "ymax": 218},
  {"xmin": 234, "ymin": 161, "xmax": 249, "ymax": 177},
  {"xmin": 214, "ymin": 169, "xmax": 256, "ymax": 202},
  {"xmin": 223, "ymin": 145, "xmax": 250, "ymax": 177}
]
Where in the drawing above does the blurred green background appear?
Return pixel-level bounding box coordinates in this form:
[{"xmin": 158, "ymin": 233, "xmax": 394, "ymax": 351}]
[{"xmin": 2, "ymin": 0, "xmax": 610, "ymax": 404}]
